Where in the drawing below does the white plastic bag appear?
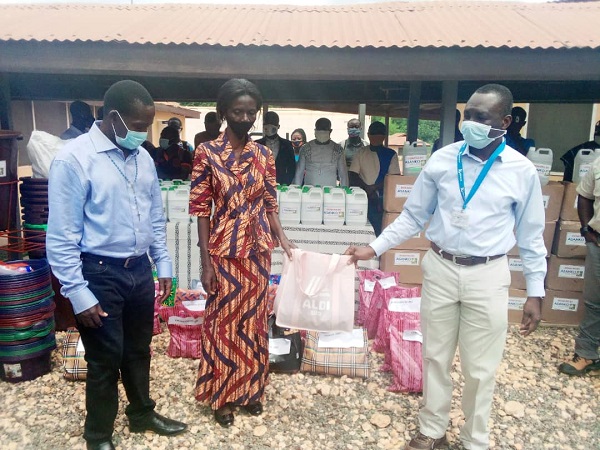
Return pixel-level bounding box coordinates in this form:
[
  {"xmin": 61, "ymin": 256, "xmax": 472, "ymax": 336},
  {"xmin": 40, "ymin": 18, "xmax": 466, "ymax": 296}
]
[{"xmin": 26, "ymin": 130, "xmax": 68, "ymax": 178}]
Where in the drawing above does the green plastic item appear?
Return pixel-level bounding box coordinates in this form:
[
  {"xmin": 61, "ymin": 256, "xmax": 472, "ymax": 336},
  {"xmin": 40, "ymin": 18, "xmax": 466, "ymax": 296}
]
[
  {"xmin": 23, "ymin": 223, "xmax": 48, "ymax": 231},
  {"xmin": 162, "ymin": 277, "xmax": 178, "ymax": 306}
]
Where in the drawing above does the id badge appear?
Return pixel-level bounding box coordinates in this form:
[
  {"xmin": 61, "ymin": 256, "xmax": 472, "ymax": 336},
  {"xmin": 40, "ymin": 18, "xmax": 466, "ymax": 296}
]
[{"xmin": 451, "ymin": 208, "xmax": 469, "ymax": 229}]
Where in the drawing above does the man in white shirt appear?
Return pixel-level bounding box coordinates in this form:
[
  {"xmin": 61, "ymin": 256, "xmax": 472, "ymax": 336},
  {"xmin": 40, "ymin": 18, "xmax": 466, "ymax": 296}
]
[{"xmin": 345, "ymin": 84, "xmax": 546, "ymax": 450}]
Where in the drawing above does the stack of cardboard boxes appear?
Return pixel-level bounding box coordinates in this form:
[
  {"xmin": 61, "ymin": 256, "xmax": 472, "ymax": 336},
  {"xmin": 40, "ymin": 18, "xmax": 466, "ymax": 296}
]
[
  {"xmin": 378, "ymin": 176, "xmax": 587, "ymax": 327},
  {"xmin": 378, "ymin": 174, "xmax": 429, "ymax": 286}
]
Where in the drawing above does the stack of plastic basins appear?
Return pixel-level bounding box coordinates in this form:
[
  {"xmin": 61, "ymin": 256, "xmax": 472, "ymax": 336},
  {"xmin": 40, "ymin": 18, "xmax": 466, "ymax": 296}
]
[
  {"xmin": 0, "ymin": 259, "xmax": 56, "ymax": 382},
  {"xmin": 19, "ymin": 177, "xmax": 49, "ymax": 259}
]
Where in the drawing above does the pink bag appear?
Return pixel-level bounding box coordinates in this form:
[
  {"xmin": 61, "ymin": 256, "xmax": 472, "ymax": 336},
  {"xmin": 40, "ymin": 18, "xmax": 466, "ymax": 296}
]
[
  {"xmin": 389, "ymin": 318, "xmax": 423, "ymax": 393},
  {"xmin": 153, "ymin": 281, "xmax": 162, "ymax": 336},
  {"xmin": 274, "ymin": 249, "xmax": 355, "ymax": 332},
  {"xmin": 357, "ymin": 270, "xmax": 400, "ymax": 328},
  {"xmin": 159, "ymin": 289, "xmax": 206, "ymax": 359}
]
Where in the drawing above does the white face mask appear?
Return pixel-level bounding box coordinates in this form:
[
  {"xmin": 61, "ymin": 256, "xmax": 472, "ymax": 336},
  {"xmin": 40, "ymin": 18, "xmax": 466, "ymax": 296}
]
[
  {"xmin": 159, "ymin": 138, "xmax": 169, "ymax": 149},
  {"xmin": 315, "ymin": 130, "xmax": 331, "ymax": 144},
  {"xmin": 263, "ymin": 125, "xmax": 278, "ymax": 138},
  {"xmin": 460, "ymin": 120, "xmax": 506, "ymax": 149}
]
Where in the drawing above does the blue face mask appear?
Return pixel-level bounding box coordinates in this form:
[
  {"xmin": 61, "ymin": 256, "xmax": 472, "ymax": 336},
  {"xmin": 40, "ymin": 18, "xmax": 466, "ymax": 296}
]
[
  {"xmin": 460, "ymin": 120, "xmax": 505, "ymax": 149},
  {"xmin": 112, "ymin": 111, "xmax": 148, "ymax": 150},
  {"xmin": 347, "ymin": 127, "xmax": 361, "ymax": 138}
]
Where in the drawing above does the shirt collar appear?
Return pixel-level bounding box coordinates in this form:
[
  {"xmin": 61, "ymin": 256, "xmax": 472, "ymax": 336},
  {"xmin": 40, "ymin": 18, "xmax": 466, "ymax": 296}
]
[
  {"xmin": 462, "ymin": 139, "xmax": 516, "ymax": 163},
  {"xmin": 89, "ymin": 121, "xmax": 139, "ymax": 156}
]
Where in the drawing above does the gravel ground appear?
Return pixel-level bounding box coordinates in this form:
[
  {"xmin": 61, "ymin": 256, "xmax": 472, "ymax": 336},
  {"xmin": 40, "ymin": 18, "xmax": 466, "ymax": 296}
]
[{"xmin": 0, "ymin": 325, "xmax": 598, "ymax": 450}]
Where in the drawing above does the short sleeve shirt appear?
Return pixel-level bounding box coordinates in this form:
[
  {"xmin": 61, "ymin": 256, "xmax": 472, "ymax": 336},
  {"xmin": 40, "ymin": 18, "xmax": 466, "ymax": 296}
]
[{"xmin": 576, "ymin": 155, "xmax": 600, "ymax": 231}]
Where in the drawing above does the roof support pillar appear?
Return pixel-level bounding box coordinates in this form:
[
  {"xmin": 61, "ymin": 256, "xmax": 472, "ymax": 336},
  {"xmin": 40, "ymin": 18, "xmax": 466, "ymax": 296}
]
[
  {"xmin": 358, "ymin": 103, "xmax": 366, "ymax": 140},
  {"xmin": 440, "ymin": 80, "xmax": 459, "ymax": 148},
  {"xmin": 407, "ymin": 81, "xmax": 421, "ymax": 143},
  {"xmin": 0, "ymin": 74, "xmax": 13, "ymax": 130}
]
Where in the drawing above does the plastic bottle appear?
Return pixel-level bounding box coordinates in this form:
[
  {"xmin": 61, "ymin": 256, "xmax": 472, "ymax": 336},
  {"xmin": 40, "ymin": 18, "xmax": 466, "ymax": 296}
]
[
  {"xmin": 345, "ymin": 187, "xmax": 369, "ymax": 226},
  {"xmin": 323, "ymin": 187, "xmax": 346, "ymax": 226},
  {"xmin": 301, "ymin": 186, "xmax": 323, "ymax": 225},
  {"xmin": 402, "ymin": 142, "xmax": 428, "ymax": 175},
  {"xmin": 278, "ymin": 187, "xmax": 302, "ymax": 225},
  {"xmin": 527, "ymin": 147, "xmax": 553, "ymax": 186},
  {"xmin": 573, "ymin": 149, "xmax": 599, "ymax": 184}
]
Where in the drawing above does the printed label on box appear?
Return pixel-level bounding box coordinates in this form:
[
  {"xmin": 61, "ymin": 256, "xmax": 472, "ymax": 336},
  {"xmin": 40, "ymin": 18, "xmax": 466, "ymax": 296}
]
[
  {"xmin": 394, "ymin": 252, "xmax": 420, "ymax": 266},
  {"xmin": 388, "ymin": 296, "xmax": 421, "ymax": 313},
  {"xmin": 565, "ymin": 232, "xmax": 586, "ymax": 246},
  {"xmin": 404, "ymin": 155, "xmax": 427, "ymax": 169},
  {"xmin": 542, "ymin": 194, "xmax": 550, "ymax": 209},
  {"xmin": 168, "ymin": 316, "xmax": 204, "ymax": 326},
  {"xmin": 558, "ymin": 264, "xmax": 585, "ymax": 279},
  {"xmin": 552, "ymin": 297, "xmax": 579, "ymax": 312},
  {"xmin": 0, "ymin": 160, "xmax": 5, "ymax": 178},
  {"xmin": 508, "ymin": 297, "xmax": 526, "ymax": 311},
  {"xmin": 402, "ymin": 330, "xmax": 423, "ymax": 343},
  {"xmin": 395, "ymin": 184, "xmax": 413, "ymax": 198},
  {"xmin": 508, "ymin": 258, "xmax": 523, "ymax": 272}
]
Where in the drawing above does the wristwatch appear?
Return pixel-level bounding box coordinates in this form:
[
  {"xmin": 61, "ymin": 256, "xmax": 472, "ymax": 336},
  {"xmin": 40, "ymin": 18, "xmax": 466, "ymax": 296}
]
[{"xmin": 580, "ymin": 225, "xmax": 590, "ymax": 236}]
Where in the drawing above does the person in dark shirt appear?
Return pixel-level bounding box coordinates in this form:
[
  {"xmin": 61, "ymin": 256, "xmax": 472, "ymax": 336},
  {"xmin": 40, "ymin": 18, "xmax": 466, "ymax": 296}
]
[
  {"xmin": 194, "ymin": 112, "xmax": 222, "ymax": 148},
  {"xmin": 431, "ymin": 109, "xmax": 464, "ymax": 153},
  {"xmin": 256, "ymin": 111, "xmax": 296, "ymax": 185},
  {"xmin": 505, "ymin": 106, "xmax": 535, "ymax": 156},
  {"xmin": 561, "ymin": 121, "xmax": 600, "ymax": 182},
  {"xmin": 155, "ymin": 126, "xmax": 193, "ymax": 180}
]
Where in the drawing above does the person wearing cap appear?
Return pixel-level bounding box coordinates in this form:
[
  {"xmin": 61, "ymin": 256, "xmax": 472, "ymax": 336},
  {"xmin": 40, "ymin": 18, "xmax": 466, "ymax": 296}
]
[
  {"xmin": 505, "ymin": 106, "xmax": 535, "ymax": 156},
  {"xmin": 349, "ymin": 121, "xmax": 400, "ymax": 236},
  {"xmin": 256, "ymin": 111, "xmax": 296, "ymax": 185},
  {"xmin": 339, "ymin": 118, "xmax": 368, "ymax": 168},
  {"xmin": 60, "ymin": 100, "xmax": 95, "ymax": 140},
  {"xmin": 431, "ymin": 109, "xmax": 464, "ymax": 154},
  {"xmin": 561, "ymin": 120, "xmax": 600, "ymax": 182},
  {"xmin": 194, "ymin": 112, "xmax": 222, "ymax": 148},
  {"xmin": 166, "ymin": 116, "xmax": 194, "ymax": 152}
]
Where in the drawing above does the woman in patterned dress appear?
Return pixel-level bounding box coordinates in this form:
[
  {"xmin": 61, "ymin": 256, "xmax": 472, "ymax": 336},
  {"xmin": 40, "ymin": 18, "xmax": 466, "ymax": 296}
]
[{"xmin": 189, "ymin": 79, "xmax": 295, "ymax": 427}]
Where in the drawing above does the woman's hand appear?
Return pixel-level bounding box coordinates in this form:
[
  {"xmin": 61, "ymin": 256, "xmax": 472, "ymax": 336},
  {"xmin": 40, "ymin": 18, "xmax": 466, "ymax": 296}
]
[
  {"xmin": 201, "ymin": 263, "xmax": 218, "ymax": 295},
  {"xmin": 280, "ymin": 236, "xmax": 297, "ymax": 260}
]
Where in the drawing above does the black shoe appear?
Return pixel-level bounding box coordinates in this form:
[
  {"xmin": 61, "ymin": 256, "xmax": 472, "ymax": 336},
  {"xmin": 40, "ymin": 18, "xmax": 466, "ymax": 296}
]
[
  {"xmin": 86, "ymin": 441, "xmax": 115, "ymax": 450},
  {"xmin": 243, "ymin": 402, "xmax": 263, "ymax": 416},
  {"xmin": 214, "ymin": 406, "xmax": 235, "ymax": 428},
  {"xmin": 129, "ymin": 412, "xmax": 188, "ymax": 436}
]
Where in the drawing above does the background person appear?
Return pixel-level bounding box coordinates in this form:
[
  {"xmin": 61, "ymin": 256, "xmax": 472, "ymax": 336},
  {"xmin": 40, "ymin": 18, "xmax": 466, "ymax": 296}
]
[
  {"xmin": 60, "ymin": 100, "xmax": 95, "ymax": 140},
  {"xmin": 47, "ymin": 80, "xmax": 187, "ymax": 450},
  {"xmin": 194, "ymin": 111, "xmax": 222, "ymax": 148},
  {"xmin": 345, "ymin": 84, "xmax": 546, "ymax": 450},
  {"xmin": 431, "ymin": 109, "xmax": 463, "ymax": 154},
  {"xmin": 505, "ymin": 106, "xmax": 535, "ymax": 156},
  {"xmin": 256, "ymin": 111, "xmax": 296, "ymax": 185},
  {"xmin": 293, "ymin": 117, "xmax": 348, "ymax": 187},
  {"xmin": 189, "ymin": 78, "xmax": 295, "ymax": 428},
  {"xmin": 166, "ymin": 116, "xmax": 193, "ymax": 152},
  {"xmin": 155, "ymin": 126, "xmax": 193, "ymax": 180},
  {"xmin": 290, "ymin": 128, "xmax": 307, "ymax": 162},
  {"xmin": 349, "ymin": 121, "xmax": 400, "ymax": 236},
  {"xmin": 339, "ymin": 118, "xmax": 368, "ymax": 168},
  {"xmin": 558, "ymin": 155, "xmax": 600, "ymax": 376},
  {"xmin": 561, "ymin": 120, "xmax": 600, "ymax": 182}
]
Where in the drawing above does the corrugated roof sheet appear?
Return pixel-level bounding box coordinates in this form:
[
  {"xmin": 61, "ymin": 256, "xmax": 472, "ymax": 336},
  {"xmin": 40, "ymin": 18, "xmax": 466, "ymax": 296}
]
[{"xmin": 0, "ymin": 1, "xmax": 599, "ymax": 50}]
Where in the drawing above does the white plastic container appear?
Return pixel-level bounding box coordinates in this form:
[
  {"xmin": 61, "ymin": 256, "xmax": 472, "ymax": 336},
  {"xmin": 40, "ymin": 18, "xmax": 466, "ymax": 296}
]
[
  {"xmin": 403, "ymin": 142, "xmax": 428, "ymax": 175},
  {"xmin": 345, "ymin": 187, "xmax": 369, "ymax": 226},
  {"xmin": 527, "ymin": 147, "xmax": 553, "ymax": 186},
  {"xmin": 278, "ymin": 188, "xmax": 302, "ymax": 225},
  {"xmin": 167, "ymin": 186, "xmax": 191, "ymax": 222},
  {"xmin": 323, "ymin": 187, "xmax": 346, "ymax": 226},
  {"xmin": 160, "ymin": 187, "xmax": 169, "ymax": 219},
  {"xmin": 573, "ymin": 149, "xmax": 599, "ymax": 184},
  {"xmin": 301, "ymin": 186, "xmax": 323, "ymax": 225}
]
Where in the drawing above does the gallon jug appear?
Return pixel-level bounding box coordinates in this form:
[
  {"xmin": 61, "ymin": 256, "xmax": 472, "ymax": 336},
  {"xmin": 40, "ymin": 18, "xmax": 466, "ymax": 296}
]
[
  {"xmin": 161, "ymin": 186, "xmax": 169, "ymax": 219},
  {"xmin": 403, "ymin": 142, "xmax": 428, "ymax": 175},
  {"xmin": 345, "ymin": 187, "xmax": 369, "ymax": 226},
  {"xmin": 301, "ymin": 186, "xmax": 323, "ymax": 225},
  {"xmin": 573, "ymin": 149, "xmax": 600, "ymax": 184},
  {"xmin": 527, "ymin": 147, "xmax": 553, "ymax": 187},
  {"xmin": 167, "ymin": 186, "xmax": 191, "ymax": 222},
  {"xmin": 323, "ymin": 187, "xmax": 346, "ymax": 226},
  {"xmin": 278, "ymin": 187, "xmax": 301, "ymax": 225}
]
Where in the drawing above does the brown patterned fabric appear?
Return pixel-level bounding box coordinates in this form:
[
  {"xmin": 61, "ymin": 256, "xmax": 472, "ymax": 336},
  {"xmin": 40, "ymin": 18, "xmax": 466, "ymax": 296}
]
[{"xmin": 62, "ymin": 328, "xmax": 87, "ymax": 381}]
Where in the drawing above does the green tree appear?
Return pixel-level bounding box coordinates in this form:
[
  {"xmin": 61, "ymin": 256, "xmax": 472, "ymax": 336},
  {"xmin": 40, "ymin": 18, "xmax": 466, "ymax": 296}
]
[{"xmin": 372, "ymin": 116, "xmax": 440, "ymax": 145}]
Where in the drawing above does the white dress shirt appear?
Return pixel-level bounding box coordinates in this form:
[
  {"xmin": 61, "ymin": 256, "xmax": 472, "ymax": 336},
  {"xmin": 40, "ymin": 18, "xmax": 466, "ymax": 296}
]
[{"xmin": 370, "ymin": 140, "xmax": 547, "ymax": 297}]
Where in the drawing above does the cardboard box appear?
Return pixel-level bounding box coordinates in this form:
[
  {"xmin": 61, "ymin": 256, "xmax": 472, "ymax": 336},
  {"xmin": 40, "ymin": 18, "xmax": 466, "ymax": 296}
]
[
  {"xmin": 508, "ymin": 289, "xmax": 528, "ymax": 324},
  {"xmin": 542, "ymin": 289, "xmax": 585, "ymax": 326},
  {"xmin": 508, "ymin": 256, "xmax": 548, "ymax": 290},
  {"xmin": 560, "ymin": 182, "xmax": 579, "ymax": 221},
  {"xmin": 381, "ymin": 212, "xmax": 430, "ymax": 250},
  {"xmin": 545, "ymin": 255, "xmax": 586, "ymax": 292},
  {"xmin": 379, "ymin": 249, "xmax": 427, "ymax": 285},
  {"xmin": 383, "ymin": 175, "xmax": 418, "ymax": 213},
  {"xmin": 507, "ymin": 221, "xmax": 556, "ymax": 256},
  {"xmin": 552, "ymin": 220, "xmax": 587, "ymax": 258},
  {"xmin": 541, "ymin": 182, "xmax": 565, "ymax": 222}
]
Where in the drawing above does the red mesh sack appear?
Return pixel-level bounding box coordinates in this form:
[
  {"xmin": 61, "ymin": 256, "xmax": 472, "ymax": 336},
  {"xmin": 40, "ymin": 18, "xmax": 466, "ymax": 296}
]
[{"xmin": 159, "ymin": 289, "xmax": 206, "ymax": 359}]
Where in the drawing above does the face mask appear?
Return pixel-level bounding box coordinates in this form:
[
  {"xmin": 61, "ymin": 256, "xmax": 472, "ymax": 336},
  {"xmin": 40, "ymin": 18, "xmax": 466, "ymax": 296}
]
[
  {"xmin": 159, "ymin": 138, "xmax": 170, "ymax": 149},
  {"xmin": 263, "ymin": 125, "xmax": 278, "ymax": 138},
  {"xmin": 228, "ymin": 121, "xmax": 253, "ymax": 139},
  {"xmin": 315, "ymin": 130, "xmax": 331, "ymax": 144},
  {"xmin": 112, "ymin": 111, "xmax": 147, "ymax": 150},
  {"xmin": 347, "ymin": 128, "xmax": 361, "ymax": 138},
  {"xmin": 460, "ymin": 120, "xmax": 505, "ymax": 149},
  {"xmin": 291, "ymin": 140, "xmax": 303, "ymax": 148}
]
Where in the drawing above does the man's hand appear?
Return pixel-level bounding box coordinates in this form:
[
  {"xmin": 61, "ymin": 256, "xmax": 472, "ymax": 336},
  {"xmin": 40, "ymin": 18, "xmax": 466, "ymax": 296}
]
[
  {"xmin": 584, "ymin": 231, "xmax": 599, "ymax": 246},
  {"xmin": 520, "ymin": 296, "xmax": 543, "ymax": 337},
  {"xmin": 156, "ymin": 277, "xmax": 172, "ymax": 304},
  {"xmin": 344, "ymin": 245, "xmax": 376, "ymax": 265},
  {"xmin": 76, "ymin": 304, "xmax": 108, "ymax": 329}
]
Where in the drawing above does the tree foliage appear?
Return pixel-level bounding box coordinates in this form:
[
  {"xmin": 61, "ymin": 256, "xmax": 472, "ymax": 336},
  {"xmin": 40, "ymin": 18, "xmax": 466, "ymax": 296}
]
[{"xmin": 372, "ymin": 116, "xmax": 440, "ymax": 145}]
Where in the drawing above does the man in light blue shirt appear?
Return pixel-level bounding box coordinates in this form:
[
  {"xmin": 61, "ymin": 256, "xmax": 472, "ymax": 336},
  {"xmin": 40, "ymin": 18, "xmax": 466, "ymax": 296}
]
[
  {"xmin": 47, "ymin": 80, "xmax": 187, "ymax": 450},
  {"xmin": 346, "ymin": 84, "xmax": 546, "ymax": 450}
]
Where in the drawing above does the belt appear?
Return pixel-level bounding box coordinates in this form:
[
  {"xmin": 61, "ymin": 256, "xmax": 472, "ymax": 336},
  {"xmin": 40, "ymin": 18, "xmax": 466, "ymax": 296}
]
[
  {"xmin": 81, "ymin": 252, "xmax": 148, "ymax": 269},
  {"xmin": 431, "ymin": 242, "xmax": 504, "ymax": 267}
]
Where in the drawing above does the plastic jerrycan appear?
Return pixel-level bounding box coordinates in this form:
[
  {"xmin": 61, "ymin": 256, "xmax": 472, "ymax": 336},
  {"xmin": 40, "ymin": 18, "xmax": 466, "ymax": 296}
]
[
  {"xmin": 278, "ymin": 187, "xmax": 301, "ymax": 225},
  {"xmin": 527, "ymin": 147, "xmax": 553, "ymax": 187},
  {"xmin": 345, "ymin": 187, "xmax": 368, "ymax": 226},
  {"xmin": 403, "ymin": 142, "xmax": 428, "ymax": 175},
  {"xmin": 573, "ymin": 149, "xmax": 599, "ymax": 184},
  {"xmin": 301, "ymin": 186, "xmax": 323, "ymax": 225},
  {"xmin": 168, "ymin": 186, "xmax": 191, "ymax": 222},
  {"xmin": 323, "ymin": 187, "xmax": 346, "ymax": 226}
]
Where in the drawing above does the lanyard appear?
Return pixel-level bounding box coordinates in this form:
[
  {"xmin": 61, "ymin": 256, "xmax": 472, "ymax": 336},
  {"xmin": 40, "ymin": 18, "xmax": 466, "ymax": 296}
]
[{"xmin": 457, "ymin": 140, "xmax": 505, "ymax": 210}]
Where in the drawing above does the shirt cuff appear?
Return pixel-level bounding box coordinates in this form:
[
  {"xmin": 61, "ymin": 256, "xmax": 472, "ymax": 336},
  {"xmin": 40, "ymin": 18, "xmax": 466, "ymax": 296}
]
[
  {"xmin": 155, "ymin": 260, "xmax": 173, "ymax": 279},
  {"xmin": 369, "ymin": 238, "xmax": 390, "ymax": 258},
  {"xmin": 525, "ymin": 277, "xmax": 545, "ymax": 298},
  {"xmin": 68, "ymin": 287, "xmax": 100, "ymax": 315}
]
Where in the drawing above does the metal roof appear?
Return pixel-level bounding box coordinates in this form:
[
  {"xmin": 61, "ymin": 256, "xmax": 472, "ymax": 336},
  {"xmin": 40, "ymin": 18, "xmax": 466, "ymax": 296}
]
[{"xmin": 1, "ymin": 1, "xmax": 599, "ymax": 50}]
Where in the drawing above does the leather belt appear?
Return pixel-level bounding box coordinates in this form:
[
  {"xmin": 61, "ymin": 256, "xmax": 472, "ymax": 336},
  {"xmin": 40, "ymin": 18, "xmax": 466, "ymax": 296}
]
[
  {"xmin": 431, "ymin": 242, "xmax": 504, "ymax": 267},
  {"xmin": 81, "ymin": 252, "xmax": 148, "ymax": 269}
]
